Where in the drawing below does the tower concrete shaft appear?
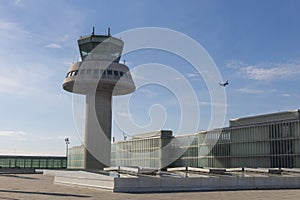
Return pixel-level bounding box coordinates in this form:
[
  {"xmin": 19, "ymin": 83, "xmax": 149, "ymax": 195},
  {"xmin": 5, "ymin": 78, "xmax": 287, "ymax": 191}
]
[{"xmin": 84, "ymin": 91, "xmax": 112, "ymax": 169}]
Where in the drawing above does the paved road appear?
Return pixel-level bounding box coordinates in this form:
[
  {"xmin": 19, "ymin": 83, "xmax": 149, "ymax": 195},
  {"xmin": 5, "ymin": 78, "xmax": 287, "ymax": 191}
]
[{"xmin": 0, "ymin": 174, "xmax": 299, "ymax": 200}]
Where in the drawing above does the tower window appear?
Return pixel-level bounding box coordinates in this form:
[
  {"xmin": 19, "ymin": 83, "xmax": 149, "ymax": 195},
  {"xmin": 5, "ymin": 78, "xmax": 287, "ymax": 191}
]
[{"xmin": 107, "ymin": 70, "xmax": 113, "ymax": 75}]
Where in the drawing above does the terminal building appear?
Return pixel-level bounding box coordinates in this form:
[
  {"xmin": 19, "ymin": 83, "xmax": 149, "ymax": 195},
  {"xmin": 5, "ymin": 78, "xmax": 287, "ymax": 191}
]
[
  {"xmin": 0, "ymin": 155, "xmax": 66, "ymax": 169},
  {"xmin": 68, "ymin": 109, "xmax": 300, "ymax": 169}
]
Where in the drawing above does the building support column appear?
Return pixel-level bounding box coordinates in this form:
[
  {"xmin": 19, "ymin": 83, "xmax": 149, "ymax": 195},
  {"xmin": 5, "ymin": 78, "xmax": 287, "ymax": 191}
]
[{"xmin": 84, "ymin": 91, "xmax": 112, "ymax": 170}]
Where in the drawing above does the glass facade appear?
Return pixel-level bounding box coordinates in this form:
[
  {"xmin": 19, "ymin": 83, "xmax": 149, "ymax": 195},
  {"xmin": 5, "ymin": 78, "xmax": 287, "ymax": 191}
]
[
  {"xmin": 68, "ymin": 110, "xmax": 300, "ymax": 170},
  {"xmin": 65, "ymin": 68, "xmax": 131, "ymax": 80},
  {"xmin": 78, "ymin": 36, "xmax": 123, "ymax": 62},
  {"xmin": 111, "ymin": 110, "xmax": 300, "ymax": 169},
  {"xmin": 169, "ymin": 134, "xmax": 199, "ymax": 167},
  {"xmin": 67, "ymin": 145, "xmax": 85, "ymax": 169},
  {"xmin": 111, "ymin": 131, "xmax": 173, "ymax": 169},
  {"xmin": 228, "ymin": 120, "xmax": 300, "ymax": 168},
  {"xmin": 0, "ymin": 156, "xmax": 66, "ymax": 169}
]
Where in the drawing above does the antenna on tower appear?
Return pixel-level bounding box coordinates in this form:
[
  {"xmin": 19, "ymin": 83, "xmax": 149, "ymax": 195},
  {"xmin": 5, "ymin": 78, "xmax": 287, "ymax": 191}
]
[
  {"xmin": 92, "ymin": 26, "xmax": 95, "ymax": 35},
  {"xmin": 108, "ymin": 27, "xmax": 111, "ymax": 36}
]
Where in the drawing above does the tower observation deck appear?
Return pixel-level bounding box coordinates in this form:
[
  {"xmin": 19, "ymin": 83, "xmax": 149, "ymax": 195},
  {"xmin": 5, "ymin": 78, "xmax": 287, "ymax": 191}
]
[{"xmin": 62, "ymin": 28, "xmax": 135, "ymax": 170}]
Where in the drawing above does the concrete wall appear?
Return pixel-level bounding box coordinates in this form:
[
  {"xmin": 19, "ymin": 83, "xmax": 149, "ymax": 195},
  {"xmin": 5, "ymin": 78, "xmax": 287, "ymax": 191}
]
[
  {"xmin": 46, "ymin": 169, "xmax": 300, "ymax": 193},
  {"xmin": 114, "ymin": 176, "xmax": 300, "ymax": 193},
  {"xmin": 50, "ymin": 170, "xmax": 114, "ymax": 190}
]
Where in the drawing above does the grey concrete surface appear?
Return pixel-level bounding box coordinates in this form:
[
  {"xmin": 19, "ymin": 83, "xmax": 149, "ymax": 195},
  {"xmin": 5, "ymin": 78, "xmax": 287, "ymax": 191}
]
[
  {"xmin": 0, "ymin": 174, "xmax": 300, "ymax": 200},
  {"xmin": 45, "ymin": 169, "xmax": 300, "ymax": 192}
]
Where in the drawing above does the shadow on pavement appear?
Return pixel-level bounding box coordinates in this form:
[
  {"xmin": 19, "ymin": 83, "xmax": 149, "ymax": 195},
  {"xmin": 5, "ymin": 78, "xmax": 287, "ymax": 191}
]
[
  {"xmin": 0, "ymin": 190, "xmax": 91, "ymax": 198},
  {"xmin": 0, "ymin": 174, "xmax": 39, "ymax": 180}
]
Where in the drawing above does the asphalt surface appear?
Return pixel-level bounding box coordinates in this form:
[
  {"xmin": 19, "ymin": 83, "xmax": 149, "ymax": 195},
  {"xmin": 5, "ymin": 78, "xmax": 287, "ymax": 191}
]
[{"xmin": 0, "ymin": 174, "xmax": 300, "ymax": 200}]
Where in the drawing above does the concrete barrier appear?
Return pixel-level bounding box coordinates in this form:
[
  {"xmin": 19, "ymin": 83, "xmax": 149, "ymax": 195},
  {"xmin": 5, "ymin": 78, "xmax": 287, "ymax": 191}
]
[
  {"xmin": 237, "ymin": 177, "xmax": 255, "ymax": 189},
  {"xmin": 55, "ymin": 175, "xmax": 114, "ymax": 190},
  {"xmin": 114, "ymin": 177, "xmax": 139, "ymax": 192},
  {"xmin": 114, "ymin": 175, "xmax": 300, "ymax": 193},
  {"xmin": 42, "ymin": 169, "xmax": 300, "ymax": 193},
  {"xmin": 45, "ymin": 170, "xmax": 115, "ymax": 190}
]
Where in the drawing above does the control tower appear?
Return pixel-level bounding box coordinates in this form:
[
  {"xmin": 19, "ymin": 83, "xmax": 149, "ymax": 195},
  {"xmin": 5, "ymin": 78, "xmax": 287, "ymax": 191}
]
[{"xmin": 62, "ymin": 28, "xmax": 135, "ymax": 170}]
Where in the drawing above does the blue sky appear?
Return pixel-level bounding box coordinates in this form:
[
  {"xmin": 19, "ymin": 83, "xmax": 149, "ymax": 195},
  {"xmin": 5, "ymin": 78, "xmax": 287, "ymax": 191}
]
[{"xmin": 0, "ymin": 0, "xmax": 300, "ymax": 155}]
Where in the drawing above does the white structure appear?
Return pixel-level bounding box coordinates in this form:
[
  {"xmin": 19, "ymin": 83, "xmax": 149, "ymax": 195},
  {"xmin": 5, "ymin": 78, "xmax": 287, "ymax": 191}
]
[{"xmin": 63, "ymin": 28, "xmax": 135, "ymax": 170}]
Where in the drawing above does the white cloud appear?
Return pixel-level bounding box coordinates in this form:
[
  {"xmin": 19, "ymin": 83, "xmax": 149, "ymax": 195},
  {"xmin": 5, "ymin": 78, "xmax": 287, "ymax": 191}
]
[
  {"xmin": 0, "ymin": 20, "xmax": 21, "ymax": 32},
  {"xmin": 0, "ymin": 66, "xmax": 49, "ymax": 96},
  {"xmin": 282, "ymin": 93, "xmax": 291, "ymax": 97},
  {"xmin": 226, "ymin": 60, "xmax": 247, "ymax": 69},
  {"xmin": 131, "ymin": 71, "xmax": 146, "ymax": 81},
  {"xmin": 187, "ymin": 72, "xmax": 199, "ymax": 78},
  {"xmin": 0, "ymin": 63, "xmax": 71, "ymax": 106},
  {"xmin": 0, "ymin": 19, "xmax": 69, "ymax": 48},
  {"xmin": 0, "ymin": 19, "xmax": 29, "ymax": 39},
  {"xmin": 186, "ymin": 72, "xmax": 203, "ymax": 82},
  {"xmin": 236, "ymin": 88, "xmax": 264, "ymax": 94},
  {"xmin": 0, "ymin": 131, "xmax": 69, "ymax": 142},
  {"xmin": 45, "ymin": 43, "xmax": 62, "ymax": 49},
  {"xmin": 236, "ymin": 88, "xmax": 277, "ymax": 94},
  {"xmin": 237, "ymin": 60, "xmax": 300, "ymax": 81},
  {"xmin": 199, "ymin": 101, "xmax": 228, "ymax": 107},
  {"xmin": 15, "ymin": 0, "xmax": 22, "ymax": 6},
  {"xmin": 139, "ymin": 88, "xmax": 158, "ymax": 97},
  {"xmin": 62, "ymin": 34, "xmax": 70, "ymax": 41},
  {"xmin": 0, "ymin": 130, "xmax": 27, "ymax": 137}
]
